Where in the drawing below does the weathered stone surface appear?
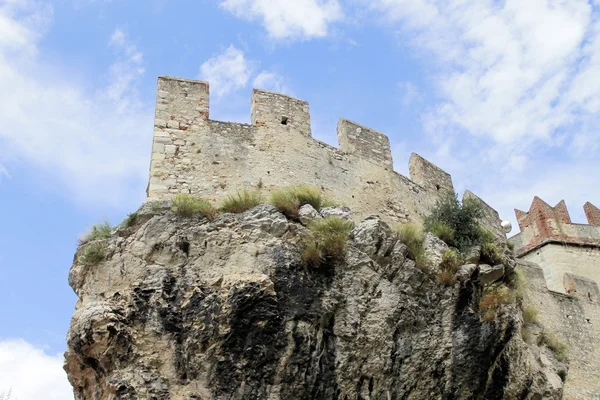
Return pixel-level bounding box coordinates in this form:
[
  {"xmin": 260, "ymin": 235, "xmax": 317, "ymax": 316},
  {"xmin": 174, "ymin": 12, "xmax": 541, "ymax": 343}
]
[
  {"xmin": 65, "ymin": 205, "xmax": 564, "ymax": 400},
  {"xmin": 456, "ymin": 263, "xmax": 477, "ymax": 282},
  {"xmin": 298, "ymin": 204, "xmax": 321, "ymax": 225},
  {"xmin": 464, "ymin": 245, "xmax": 481, "ymax": 264},
  {"xmin": 478, "ymin": 264, "xmax": 505, "ymax": 285},
  {"xmin": 423, "ymin": 232, "xmax": 448, "ymax": 271},
  {"xmin": 320, "ymin": 206, "xmax": 351, "ymax": 220}
]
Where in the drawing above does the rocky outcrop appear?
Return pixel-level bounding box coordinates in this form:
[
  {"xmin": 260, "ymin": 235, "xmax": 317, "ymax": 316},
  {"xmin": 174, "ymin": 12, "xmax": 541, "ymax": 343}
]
[{"xmin": 64, "ymin": 203, "xmax": 566, "ymax": 400}]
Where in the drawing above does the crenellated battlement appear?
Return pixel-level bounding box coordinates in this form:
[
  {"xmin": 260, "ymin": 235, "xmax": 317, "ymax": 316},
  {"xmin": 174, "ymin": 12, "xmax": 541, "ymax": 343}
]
[
  {"xmin": 509, "ymin": 197, "xmax": 600, "ymax": 294},
  {"xmin": 147, "ymin": 76, "xmax": 497, "ymax": 227}
]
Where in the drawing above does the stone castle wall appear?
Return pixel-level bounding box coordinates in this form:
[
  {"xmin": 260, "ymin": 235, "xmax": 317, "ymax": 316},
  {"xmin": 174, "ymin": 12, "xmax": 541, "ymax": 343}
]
[
  {"xmin": 520, "ymin": 260, "xmax": 600, "ymax": 399},
  {"xmin": 146, "ymin": 76, "xmax": 483, "ymax": 226},
  {"xmin": 509, "ymin": 197, "xmax": 600, "ymax": 294}
]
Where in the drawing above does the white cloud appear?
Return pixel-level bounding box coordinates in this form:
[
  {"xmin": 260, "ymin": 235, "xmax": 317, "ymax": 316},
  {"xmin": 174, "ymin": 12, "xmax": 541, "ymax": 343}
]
[
  {"xmin": 220, "ymin": 0, "xmax": 342, "ymax": 40},
  {"xmin": 365, "ymin": 0, "xmax": 600, "ymax": 230},
  {"xmin": 0, "ymin": 2, "xmax": 152, "ymax": 208},
  {"xmin": 397, "ymin": 81, "xmax": 421, "ymax": 106},
  {"xmin": 253, "ymin": 71, "xmax": 290, "ymax": 94},
  {"xmin": 199, "ymin": 45, "xmax": 253, "ymax": 100},
  {"xmin": 0, "ymin": 339, "xmax": 73, "ymax": 400}
]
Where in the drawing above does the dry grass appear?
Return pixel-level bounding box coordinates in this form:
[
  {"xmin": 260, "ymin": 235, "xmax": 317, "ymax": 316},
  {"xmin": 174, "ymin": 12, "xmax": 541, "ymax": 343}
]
[
  {"xmin": 481, "ymin": 241, "xmax": 505, "ymax": 265},
  {"xmin": 220, "ymin": 189, "xmax": 262, "ymax": 213},
  {"xmin": 270, "ymin": 189, "xmax": 301, "ymax": 218},
  {"xmin": 270, "ymin": 185, "xmax": 330, "ymax": 218},
  {"xmin": 437, "ymin": 248, "xmax": 464, "ymax": 286},
  {"xmin": 300, "ymin": 217, "xmax": 354, "ymax": 268},
  {"xmin": 79, "ymin": 241, "xmax": 107, "ymax": 266},
  {"xmin": 428, "ymin": 221, "xmax": 456, "ymax": 246},
  {"xmin": 506, "ymin": 267, "xmax": 527, "ymax": 299},
  {"xmin": 397, "ymin": 223, "xmax": 429, "ymax": 272},
  {"xmin": 539, "ymin": 331, "xmax": 568, "ymax": 362},
  {"xmin": 522, "ymin": 305, "xmax": 539, "ymax": 325},
  {"xmin": 479, "ymin": 284, "xmax": 516, "ymax": 321},
  {"xmin": 172, "ymin": 194, "xmax": 217, "ymax": 220}
]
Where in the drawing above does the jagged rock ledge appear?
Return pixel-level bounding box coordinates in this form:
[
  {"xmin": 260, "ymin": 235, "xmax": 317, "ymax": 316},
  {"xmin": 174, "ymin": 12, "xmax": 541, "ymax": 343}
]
[{"xmin": 64, "ymin": 202, "xmax": 566, "ymax": 399}]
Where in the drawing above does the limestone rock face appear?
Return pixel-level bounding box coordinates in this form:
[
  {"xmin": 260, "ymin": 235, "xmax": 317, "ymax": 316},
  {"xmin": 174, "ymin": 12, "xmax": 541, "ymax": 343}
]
[{"xmin": 64, "ymin": 203, "xmax": 565, "ymax": 400}]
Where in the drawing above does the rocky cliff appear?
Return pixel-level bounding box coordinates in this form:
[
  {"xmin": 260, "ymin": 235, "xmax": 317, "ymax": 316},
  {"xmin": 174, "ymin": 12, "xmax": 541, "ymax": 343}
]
[{"xmin": 64, "ymin": 202, "xmax": 567, "ymax": 399}]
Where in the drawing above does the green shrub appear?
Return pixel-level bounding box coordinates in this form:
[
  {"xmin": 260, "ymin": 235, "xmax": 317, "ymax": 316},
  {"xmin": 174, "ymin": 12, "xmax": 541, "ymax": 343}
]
[
  {"xmin": 428, "ymin": 221, "xmax": 456, "ymax": 246},
  {"xmin": 172, "ymin": 194, "xmax": 217, "ymax": 220},
  {"xmin": 80, "ymin": 221, "xmax": 111, "ymax": 244},
  {"xmin": 300, "ymin": 217, "xmax": 354, "ymax": 267},
  {"xmin": 479, "ymin": 284, "xmax": 516, "ymax": 321},
  {"xmin": 523, "ymin": 305, "xmax": 539, "ymax": 325},
  {"xmin": 539, "ymin": 331, "xmax": 568, "ymax": 361},
  {"xmin": 397, "ymin": 223, "xmax": 429, "ymax": 272},
  {"xmin": 79, "ymin": 241, "xmax": 107, "ymax": 266},
  {"xmin": 220, "ymin": 189, "xmax": 262, "ymax": 213},
  {"xmin": 424, "ymin": 192, "xmax": 483, "ymax": 252},
  {"xmin": 124, "ymin": 212, "xmax": 138, "ymax": 228}
]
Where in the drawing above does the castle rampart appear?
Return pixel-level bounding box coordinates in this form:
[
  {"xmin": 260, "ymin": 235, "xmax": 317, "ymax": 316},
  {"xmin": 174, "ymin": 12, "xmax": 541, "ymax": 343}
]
[
  {"xmin": 509, "ymin": 197, "xmax": 600, "ymax": 294},
  {"xmin": 147, "ymin": 76, "xmax": 497, "ymax": 227}
]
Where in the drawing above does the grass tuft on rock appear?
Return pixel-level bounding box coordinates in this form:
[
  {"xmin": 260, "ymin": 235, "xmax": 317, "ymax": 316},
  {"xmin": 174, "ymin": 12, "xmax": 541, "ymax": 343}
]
[
  {"xmin": 428, "ymin": 221, "xmax": 456, "ymax": 247},
  {"xmin": 539, "ymin": 331, "xmax": 568, "ymax": 362},
  {"xmin": 220, "ymin": 189, "xmax": 262, "ymax": 214},
  {"xmin": 172, "ymin": 194, "xmax": 217, "ymax": 220},
  {"xmin": 79, "ymin": 241, "xmax": 107, "ymax": 266},
  {"xmin": 79, "ymin": 221, "xmax": 112, "ymax": 244},
  {"xmin": 437, "ymin": 248, "xmax": 463, "ymax": 286},
  {"xmin": 397, "ymin": 223, "xmax": 429, "ymax": 272},
  {"xmin": 270, "ymin": 185, "xmax": 330, "ymax": 218},
  {"xmin": 479, "ymin": 284, "xmax": 516, "ymax": 322},
  {"xmin": 300, "ymin": 217, "xmax": 354, "ymax": 268},
  {"xmin": 522, "ymin": 305, "xmax": 539, "ymax": 325},
  {"xmin": 124, "ymin": 212, "xmax": 138, "ymax": 228}
]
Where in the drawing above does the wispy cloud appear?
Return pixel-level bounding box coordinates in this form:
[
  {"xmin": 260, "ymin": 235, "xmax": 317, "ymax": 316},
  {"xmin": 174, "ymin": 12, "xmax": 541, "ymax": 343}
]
[
  {"xmin": 0, "ymin": 2, "xmax": 152, "ymax": 208},
  {"xmin": 199, "ymin": 45, "xmax": 253, "ymax": 100},
  {"xmin": 0, "ymin": 339, "xmax": 73, "ymax": 400},
  {"xmin": 220, "ymin": 0, "xmax": 343, "ymax": 40},
  {"xmin": 365, "ymin": 0, "xmax": 600, "ymax": 226},
  {"xmin": 199, "ymin": 45, "xmax": 293, "ymax": 101}
]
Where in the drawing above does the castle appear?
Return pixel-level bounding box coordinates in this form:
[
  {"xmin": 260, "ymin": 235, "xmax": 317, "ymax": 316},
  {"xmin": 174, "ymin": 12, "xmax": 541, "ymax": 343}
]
[
  {"xmin": 146, "ymin": 76, "xmax": 503, "ymax": 235},
  {"xmin": 147, "ymin": 76, "xmax": 599, "ymax": 399}
]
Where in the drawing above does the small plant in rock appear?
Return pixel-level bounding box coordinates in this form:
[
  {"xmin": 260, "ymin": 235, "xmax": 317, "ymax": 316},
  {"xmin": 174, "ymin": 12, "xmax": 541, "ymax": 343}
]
[
  {"xmin": 538, "ymin": 331, "xmax": 568, "ymax": 362},
  {"xmin": 270, "ymin": 185, "xmax": 330, "ymax": 219},
  {"xmin": 79, "ymin": 241, "xmax": 107, "ymax": 266},
  {"xmin": 172, "ymin": 194, "xmax": 217, "ymax": 220},
  {"xmin": 479, "ymin": 284, "xmax": 516, "ymax": 322},
  {"xmin": 220, "ymin": 189, "xmax": 262, "ymax": 213},
  {"xmin": 424, "ymin": 191, "xmax": 483, "ymax": 252},
  {"xmin": 123, "ymin": 212, "xmax": 138, "ymax": 228},
  {"xmin": 506, "ymin": 267, "xmax": 527, "ymax": 300},
  {"xmin": 481, "ymin": 241, "xmax": 506, "ymax": 265},
  {"xmin": 437, "ymin": 248, "xmax": 464, "ymax": 286},
  {"xmin": 507, "ymin": 240, "xmax": 515, "ymax": 252},
  {"xmin": 522, "ymin": 304, "xmax": 539, "ymax": 325},
  {"xmin": 270, "ymin": 189, "xmax": 301, "ymax": 218},
  {"xmin": 79, "ymin": 221, "xmax": 111, "ymax": 244},
  {"xmin": 428, "ymin": 221, "xmax": 456, "ymax": 247},
  {"xmin": 397, "ymin": 223, "xmax": 429, "ymax": 272},
  {"xmin": 300, "ymin": 217, "xmax": 354, "ymax": 268},
  {"xmin": 0, "ymin": 389, "xmax": 13, "ymax": 400}
]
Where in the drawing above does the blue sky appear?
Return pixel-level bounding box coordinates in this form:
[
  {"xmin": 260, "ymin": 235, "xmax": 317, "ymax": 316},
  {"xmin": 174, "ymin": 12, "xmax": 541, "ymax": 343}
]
[{"xmin": 1, "ymin": 0, "xmax": 599, "ymax": 398}]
